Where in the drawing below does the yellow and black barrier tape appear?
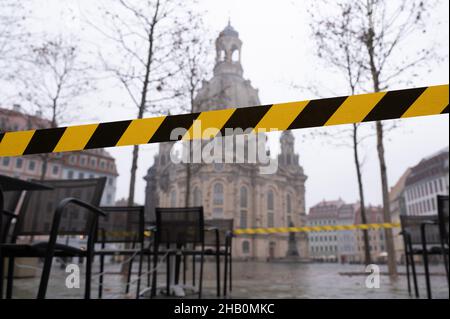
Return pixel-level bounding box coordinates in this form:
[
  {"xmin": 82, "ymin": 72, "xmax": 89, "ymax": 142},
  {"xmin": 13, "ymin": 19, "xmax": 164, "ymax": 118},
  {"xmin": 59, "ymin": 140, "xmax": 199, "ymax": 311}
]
[
  {"xmin": 0, "ymin": 85, "xmax": 448, "ymax": 157},
  {"xmin": 138, "ymin": 222, "xmax": 401, "ymax": 237},
  {"xmin": 232, "ymin": 222, "xmax": 401, "ymax": 235}
]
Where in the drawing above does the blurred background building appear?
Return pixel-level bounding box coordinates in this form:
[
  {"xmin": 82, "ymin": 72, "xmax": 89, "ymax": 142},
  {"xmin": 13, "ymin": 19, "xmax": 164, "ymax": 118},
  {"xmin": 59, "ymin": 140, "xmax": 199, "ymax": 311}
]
[{"xmin": 0, "ymin": 105, "xmax": 118, "ymax": 206}]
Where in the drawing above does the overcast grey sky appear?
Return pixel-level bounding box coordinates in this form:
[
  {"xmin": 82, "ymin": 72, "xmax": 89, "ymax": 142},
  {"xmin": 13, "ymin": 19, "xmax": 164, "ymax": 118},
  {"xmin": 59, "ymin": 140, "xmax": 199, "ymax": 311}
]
[{"xmin": 7, "ymin": 0, "xmax": 450, "ymax": 211}]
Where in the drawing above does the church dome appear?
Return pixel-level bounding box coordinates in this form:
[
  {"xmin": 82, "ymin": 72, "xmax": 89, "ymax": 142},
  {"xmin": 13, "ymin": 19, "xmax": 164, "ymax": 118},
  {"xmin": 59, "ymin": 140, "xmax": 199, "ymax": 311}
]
[
  {"xmin": 193, "ymin": 23, "xmax": 260, "ymax": 112},
  {"xmin": 220, "ymin": 22, "xmax": 239, "ymax": 37}
]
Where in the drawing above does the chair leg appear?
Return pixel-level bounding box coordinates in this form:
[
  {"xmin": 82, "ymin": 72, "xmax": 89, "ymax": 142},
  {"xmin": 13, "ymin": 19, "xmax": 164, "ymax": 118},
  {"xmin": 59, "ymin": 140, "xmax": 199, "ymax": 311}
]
[
  {"xmin": 422, "ymin": 249, "xmax": 432, "ymax": 299},
  {"xmin": 408, "ymin": 241, "xmax": 419, "ymax": 298},
  {"xmin": 224, "ymin": 251, "xmax": 228, "ymax": 297},
  {"xmin": 37, "ymin": 255, "xmax": 54, "ymax": 299},
  {"xmin": 199, "ymin": 249, "xmax": 204, "ymax": 299},
  {"xmin": 439, "ymin": 239, "xmax": 449, "ymax": 290},
  {"xmin": 166, "ymin": 253, "xmax": 171, "ymax": 296},
  {"xmin": 183, "ymin": 253, "xmax": 186, "ymax": 285},
  {"xmin": 229, "ymin": 251, "xmax": 232, "ymax": 292},
  {"xmin": 405, "ymin": 252, "xmax": 411, "ymax": 295},
  {"xmin": 150, "ymin": 245, "xmax": 158, "ymax": 298},
  {"xmin": 98, "ymin": 254, "xmax": 105, "ymax": 299},
  {"xmin": 216, "ymin": 251, "xmax": 220, "ymax": 297},
  {"xmin": 192, "ymin": 246, "xmax": 196, "ymax": 287},
  {"xmin": 136, "ymin": 250, "xmax": 144, "ymax": 299},
  {"xmin": 85, "ymin": 253, "xmax": 93, "ymax": 299},
  {"xmin": 147, "ymin": 252, "xmax": 151, "ymax": 287},
  {"xmin": 420, "ymin": 225, "xmax": 432, "ymax": 299},
  {"xmin": 6, "ymin": 257, "xmax": 14, "ymax": 299},
  {"xmin": 125, "ymin": 256, "xmax": 134, "ymax": 294},
  {"xmin": 174, "ymin": 250, "xmax": 181, "ymax": 286}
]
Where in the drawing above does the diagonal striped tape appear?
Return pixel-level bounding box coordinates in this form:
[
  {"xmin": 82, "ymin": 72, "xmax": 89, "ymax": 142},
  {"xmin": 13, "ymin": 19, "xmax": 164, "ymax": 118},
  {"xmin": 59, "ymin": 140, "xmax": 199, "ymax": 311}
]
[
  {"xmin": 0, "ymin": 85, "xmax": 448, "ymax": 157},
  {"xmin": 232, "ymin": 222, "xmax": 401, "ymax": 235}
]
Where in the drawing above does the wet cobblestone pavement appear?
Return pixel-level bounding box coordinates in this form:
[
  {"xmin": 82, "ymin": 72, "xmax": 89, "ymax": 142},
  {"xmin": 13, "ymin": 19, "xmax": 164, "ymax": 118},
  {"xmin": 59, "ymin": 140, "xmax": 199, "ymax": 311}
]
[{"xmin": 9, "ymin": 260, "xmax": 449, "ymax": 299}]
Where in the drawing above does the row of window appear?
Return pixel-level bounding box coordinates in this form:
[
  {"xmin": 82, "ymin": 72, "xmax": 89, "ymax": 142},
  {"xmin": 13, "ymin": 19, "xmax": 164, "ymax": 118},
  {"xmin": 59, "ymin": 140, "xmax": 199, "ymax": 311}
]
[
  {"xmin": 310, "ymin": 235, "xmax": 338, "ymax": 242},
  {"xmin": 309, "ymin": 220, "xmax": 338, "ymax": 226},
  {"xmin": 407, "ymin": 197, "xmax": 437, "ymax": 215},
  {"xmin": 310, "ymin": 244, "xmax": 387, "ymax": 254},
  {"xmin": 2, "ymin": 157, "xmax": 60, "ymax": 175},
  {"xmin": 311, "ymin": 246, "xmax": 338, "ymax": 253},
  {"xmin": 68, "ymin": 155, "xmax": 114, "ymax": 171},
  {"xmin": 169, "ymin": 184, "xmax": 297, "ymax": 227},
  {"xmin": 66, "ymin": 170, "xmax": 114, "ymax": 186},
  {"xmin": 406, "ymin": 178, "xmax": 445, "ymax": 201}
]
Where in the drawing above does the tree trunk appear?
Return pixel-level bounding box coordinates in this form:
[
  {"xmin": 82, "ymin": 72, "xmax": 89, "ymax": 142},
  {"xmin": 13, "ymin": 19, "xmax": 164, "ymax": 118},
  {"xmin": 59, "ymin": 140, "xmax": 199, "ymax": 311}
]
[
  {"xmin": 353, "ymin": 124, "xmax": 371, "ymax": 265},
  {"xmin": 184, "ymin": 88, "xmax": 196, "ymax": 207},
  {"xmin": 126, "ymin": 0, "xmax": 159, "ymax": 207},
  {"xmin": 127, "ymin": 145, "xmax": 139, "ymax": 206},
  {"xmin": 40, "ymin": 154, "xmax": 48, "ymax": 181},
  {"xmin": 376, "ymin": 120, "xmax": 398, "ymax": 276},
  {"xmin": 184, "ymin": 154, "xmax": 191, "ymax": 207},
  {"xmin": 365, "ymin": 6, "xmax": 398, "ymax": 275}
]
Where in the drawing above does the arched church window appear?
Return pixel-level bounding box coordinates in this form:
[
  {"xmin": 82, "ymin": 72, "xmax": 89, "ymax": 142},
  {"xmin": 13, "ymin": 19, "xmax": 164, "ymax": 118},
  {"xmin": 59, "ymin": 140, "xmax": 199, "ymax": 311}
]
[
  {"xmin": 267, "ymin": 189, "xmax": 275, "ymax": 227},
  {"xmin": 193, "ymin": 186, "xmax": 202, "ymax": 206},
  {"xmin": 240, "ymin": 186, "xmax": 248, "ymax": 228},
  {"xmin": 286, "ymin": 193, "xmax": 292, "ymax": 226},
  {"xmin": 231, "ymin": 49, "xmax": 239, "ymax": 62},
  {"xmin": 213, "ymin": 182, "xmax": 224, "ymax": 218},
  {"xmin": 170, "ymin": 189, "xmax": 177, "ymax": 207},
  {"xmin": 219, "ymin": 49, "xmax": 225, "ymax": 61},
  {"xmin": 240, "ymin": 186, "xmax": 248, "ymax": 208},
  {"xmin": 242, "ymin": 240, "xmax": 250, "ymax": 254}
]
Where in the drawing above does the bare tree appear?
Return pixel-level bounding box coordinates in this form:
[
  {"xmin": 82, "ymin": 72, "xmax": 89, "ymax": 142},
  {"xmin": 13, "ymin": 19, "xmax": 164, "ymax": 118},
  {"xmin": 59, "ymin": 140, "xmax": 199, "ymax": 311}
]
[
  {"xmin": 90, "ymin": 0, "xmax": 201, "ymax": 207},
  {"xmin": 307, "ymin": 0, "xmax": 440, "ymax": 275},
  {"xmin": 15, "ymin": 36, "xmax": 93, "ymax": 179},
  {"xmin": 309, "ymin": 1, "xmax": 372, "ymax": 265},
  {"xmin": 172, "ymin": 18, "xmax": 212, "ymax": 207},
  {"xmin": 0, "ymin": 1, "xmax": 28, "ymax": 64}
]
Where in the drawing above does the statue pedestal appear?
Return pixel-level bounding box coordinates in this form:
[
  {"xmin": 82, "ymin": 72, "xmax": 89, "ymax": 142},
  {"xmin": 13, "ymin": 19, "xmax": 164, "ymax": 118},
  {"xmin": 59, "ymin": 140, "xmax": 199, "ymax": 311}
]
[{"xmin": 275, "ymin": 222, "xmax": 311, "ymax": 263}]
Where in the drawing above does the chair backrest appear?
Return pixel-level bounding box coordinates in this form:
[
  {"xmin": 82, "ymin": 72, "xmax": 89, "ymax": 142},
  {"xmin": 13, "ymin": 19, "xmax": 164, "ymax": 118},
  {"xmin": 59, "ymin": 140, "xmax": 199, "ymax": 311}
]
[
  {"xmin": 204, "ymin": 218, "xmax": 234, "ymax": 247},
  {"xmin": 1, "ymin": 190, "xmax": 22, "ymax": 243},
  {"xmin": 2, "ymin": 190, "xmax": 22, "ymax": 213},
  {"xmin": 437, "ymin": 195, "xmax": 449, "ymax": 246},
  {"xmin": 96, "ymin": 206, "xmax": 145, "ymax": 244},
  {"xmin": 13, "ymin": 178, "xmax": 106, "ymax": 238},
  {"xmin": 154, "ymin": 207, "xmax": 204, "ymax": 245},
  {"xmin": 400, "ymin": 214, "xmax": 440, "ymax": 245}
]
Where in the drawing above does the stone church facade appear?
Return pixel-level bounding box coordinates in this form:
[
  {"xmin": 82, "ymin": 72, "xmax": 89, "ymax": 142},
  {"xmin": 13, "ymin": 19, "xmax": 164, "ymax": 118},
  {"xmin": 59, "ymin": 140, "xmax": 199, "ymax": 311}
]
[{"xmin": 144, "ymin": 23, "xmax": 309, "ymax": 260}]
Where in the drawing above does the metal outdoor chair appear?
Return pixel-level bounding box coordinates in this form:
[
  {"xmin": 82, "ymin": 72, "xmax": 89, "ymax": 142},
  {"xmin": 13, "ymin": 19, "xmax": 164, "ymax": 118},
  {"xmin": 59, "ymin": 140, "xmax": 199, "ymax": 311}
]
[
  {"xmin": 1, "ymin": 190, "xmax": 22, "ymax": 243},
  {"xmin": 203, "ymin": 218, "xmax": 234, "ymax": 297},
  {"xmin": 400, "ymin": 211, "xmax": 448, "ymax": 299},
  {"xmin": 437, "ymin": 195, "xmax": 449, "ymax": 291},
  {"xmin": 0, "ymin": 189, "xmax": 23, "ymax": 299},
  {"xmin": 1, "ymin": 177, "xmax": 106, "ymax": 299},
  {"xmin": 150, "ymin": 207, "xmax": 205, "ymax": 299},
  {"xmin": 95, "ymin": 206, "xmax": 145, "ymax": 299}
]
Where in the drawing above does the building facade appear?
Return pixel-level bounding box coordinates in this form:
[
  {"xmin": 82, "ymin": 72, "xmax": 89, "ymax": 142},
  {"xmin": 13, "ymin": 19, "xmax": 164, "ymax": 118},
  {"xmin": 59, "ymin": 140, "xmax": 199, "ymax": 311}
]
[
  {"xmin": 403, "ymin": 147, "xmax": 449, "ymax": 216},
  {"xmin": 0, "ymin": 105, "xmax": 118, "ymax": 206},
  {"xmin": 0, "ymin": 106, "xmax": 65, "ymax": 181},
  {"xmin": 144, "ymin": 23, "xmax": 309, "ymax": 260},
  {"xmin": 336, "ymin": 203, "xmax": 358, "ymax": 263},
  {"xmin": 307, "ymin": 200, "xmax": 343, "ymax": 262},
  {"xmin": 354, "ymin": 205, "xmax": 387, "ymax": 263},
  {"xmin": 61, "ymin": 149, "xmax": 118, "ymax": 206},
  {"xmin": 307, "ymin": 200, "xmax": 388, "ymax": 263}
]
